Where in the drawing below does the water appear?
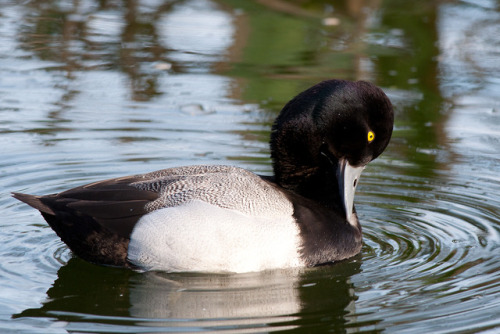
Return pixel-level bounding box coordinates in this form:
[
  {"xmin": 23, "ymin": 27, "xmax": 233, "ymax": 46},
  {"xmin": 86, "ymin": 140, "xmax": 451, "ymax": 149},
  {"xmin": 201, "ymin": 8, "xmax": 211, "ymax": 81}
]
[{"xmin": 2, "ymin": 0, "xmax": 500, "ymax": 333}]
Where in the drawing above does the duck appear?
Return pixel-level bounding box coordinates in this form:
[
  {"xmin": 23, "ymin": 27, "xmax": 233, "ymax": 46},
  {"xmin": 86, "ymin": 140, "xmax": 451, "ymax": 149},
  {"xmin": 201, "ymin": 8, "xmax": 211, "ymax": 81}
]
[{"xmin": 13, "ymin": 79, "xmax": 394, "ymax": 273}]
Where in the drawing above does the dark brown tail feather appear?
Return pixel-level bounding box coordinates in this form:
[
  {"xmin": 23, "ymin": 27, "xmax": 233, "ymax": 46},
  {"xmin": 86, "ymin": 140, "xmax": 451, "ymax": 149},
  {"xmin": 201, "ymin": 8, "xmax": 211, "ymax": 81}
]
[
  {"xmin": 12, "ymin": 192, "xmax": 56, "ymax": 215},
  {"xmin": 12, "ymin": 192, "xmax": 133, "ymax": 268}
]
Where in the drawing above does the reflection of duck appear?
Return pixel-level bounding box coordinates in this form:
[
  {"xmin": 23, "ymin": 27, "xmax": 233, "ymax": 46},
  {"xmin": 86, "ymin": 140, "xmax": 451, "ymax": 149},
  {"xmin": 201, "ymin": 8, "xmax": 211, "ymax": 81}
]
[
  {"xmin": 13, "ymin": 80, "xmax": 393, "ymax": 273},
  {"xmin": 14, "ymin": 257, "xmax": 361, "ymax": 332}
]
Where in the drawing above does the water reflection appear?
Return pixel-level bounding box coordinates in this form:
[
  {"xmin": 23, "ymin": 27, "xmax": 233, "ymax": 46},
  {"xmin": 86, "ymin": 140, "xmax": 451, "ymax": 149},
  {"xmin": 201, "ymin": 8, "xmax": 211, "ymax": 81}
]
[
  {"xmin": 11, "ymin": 0, "xmax": 451, "ymax": 169},
  {"xmin": 16, "ymin": 258, "xmax": 361, "ymax": 332},
  {"xmin": 3, "ymin": 0, "xmax": 500, "ymax": 332},
  {"xmin": 17, "ymin": 0, "xmax": 236, "ymax": 103}
]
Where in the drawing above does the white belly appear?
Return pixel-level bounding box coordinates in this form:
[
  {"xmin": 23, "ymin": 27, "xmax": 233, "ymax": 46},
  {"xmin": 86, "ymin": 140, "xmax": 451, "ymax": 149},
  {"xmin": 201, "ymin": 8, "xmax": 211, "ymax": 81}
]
[{"xmin": 128, "ymin": 200, "xmax": 303, "ymax": 273}]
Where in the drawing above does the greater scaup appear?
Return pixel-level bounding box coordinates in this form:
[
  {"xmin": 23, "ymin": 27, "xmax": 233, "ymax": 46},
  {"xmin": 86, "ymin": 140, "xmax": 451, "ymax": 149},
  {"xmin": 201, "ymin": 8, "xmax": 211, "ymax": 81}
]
[{"xmin": 13, "ymin": 79, "xmax": 394, "ymax": 273}]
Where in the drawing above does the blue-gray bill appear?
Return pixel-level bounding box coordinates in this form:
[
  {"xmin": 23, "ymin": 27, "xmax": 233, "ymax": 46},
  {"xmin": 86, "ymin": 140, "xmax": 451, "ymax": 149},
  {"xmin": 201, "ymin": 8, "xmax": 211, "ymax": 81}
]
[{"xmin": 337, "ymin": 158, "xmax": 364, "ymax": 225}]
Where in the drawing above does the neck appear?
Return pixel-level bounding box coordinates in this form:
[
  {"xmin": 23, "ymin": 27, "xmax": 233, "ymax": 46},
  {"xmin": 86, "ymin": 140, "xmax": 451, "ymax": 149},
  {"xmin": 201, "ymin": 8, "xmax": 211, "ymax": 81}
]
[{"xmin": 273, "ymin": 160, "xmax": 344, "ymax": 213}]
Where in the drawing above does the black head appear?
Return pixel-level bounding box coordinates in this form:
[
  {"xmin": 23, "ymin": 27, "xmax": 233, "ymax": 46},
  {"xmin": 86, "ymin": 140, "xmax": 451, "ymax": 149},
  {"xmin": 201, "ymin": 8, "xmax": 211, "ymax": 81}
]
[{"xmin": 270, "ymin": 79, "xmax": 394, "ymax": 192}]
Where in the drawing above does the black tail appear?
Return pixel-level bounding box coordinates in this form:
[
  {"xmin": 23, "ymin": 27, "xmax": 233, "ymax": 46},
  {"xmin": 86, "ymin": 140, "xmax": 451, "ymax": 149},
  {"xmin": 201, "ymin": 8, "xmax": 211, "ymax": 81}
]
[
  {"xmin": 13, "ymin": 192, "xmax": 132, "ymax": 268},
  {"xmin": 12, "ymin": 192, "xmax": 56, "ymax": 215}
]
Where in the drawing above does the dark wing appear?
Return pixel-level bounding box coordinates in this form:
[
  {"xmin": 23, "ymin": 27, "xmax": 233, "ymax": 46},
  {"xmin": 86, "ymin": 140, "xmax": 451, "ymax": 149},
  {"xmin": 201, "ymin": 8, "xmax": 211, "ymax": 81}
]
[
  {"xmin": 14, "ymin": 175, "xmax": 159, "ymax": 238},
  {"xmin": 13, "ymin": 175, "xmax": 159, "ymax": 267}
]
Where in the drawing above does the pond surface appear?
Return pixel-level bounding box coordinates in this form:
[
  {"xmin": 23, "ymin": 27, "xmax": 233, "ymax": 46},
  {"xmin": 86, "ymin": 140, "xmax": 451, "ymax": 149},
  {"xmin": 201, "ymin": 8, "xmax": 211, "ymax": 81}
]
[{"xmin": 2, "ymin": 0, "xmax": 500, "ymax": 333}]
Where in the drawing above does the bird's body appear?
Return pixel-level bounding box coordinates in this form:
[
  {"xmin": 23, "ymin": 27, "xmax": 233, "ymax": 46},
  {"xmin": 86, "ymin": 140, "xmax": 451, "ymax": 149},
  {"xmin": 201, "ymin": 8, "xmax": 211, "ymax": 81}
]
[
  {"xmin": 13, "ymin": 79, "xmax": 394, "ymax": 273},
  {"xmin": 126, "ymin": 166, "xmax": 302, "ymax": 272}
]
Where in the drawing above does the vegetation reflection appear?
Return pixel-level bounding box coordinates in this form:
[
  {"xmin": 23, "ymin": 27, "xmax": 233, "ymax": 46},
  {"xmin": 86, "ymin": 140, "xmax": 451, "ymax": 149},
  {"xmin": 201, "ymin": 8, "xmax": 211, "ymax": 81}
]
[{"xmin": 12, "ymin": 0, "xmax": 457, "ymax": 331}]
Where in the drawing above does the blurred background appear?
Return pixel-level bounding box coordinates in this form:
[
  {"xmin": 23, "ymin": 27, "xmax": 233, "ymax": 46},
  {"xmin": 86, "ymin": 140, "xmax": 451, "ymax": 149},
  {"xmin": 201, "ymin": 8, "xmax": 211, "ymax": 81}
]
[{"xmin": 1, "ymin": 0, "xmax": 500, "ymax": 333}]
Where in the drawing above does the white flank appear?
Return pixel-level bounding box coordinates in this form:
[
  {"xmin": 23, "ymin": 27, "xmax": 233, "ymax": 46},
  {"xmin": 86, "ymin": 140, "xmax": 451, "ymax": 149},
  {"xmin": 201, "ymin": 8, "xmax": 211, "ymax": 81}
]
[{"xmin": 128, "ymin": 200, "xmax": 303, "ymax": 273}]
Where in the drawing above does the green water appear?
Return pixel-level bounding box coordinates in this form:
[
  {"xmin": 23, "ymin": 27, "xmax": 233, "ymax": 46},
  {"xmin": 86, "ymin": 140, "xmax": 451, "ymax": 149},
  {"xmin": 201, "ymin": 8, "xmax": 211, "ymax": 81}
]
[{"xmin": 2, "ymin": 0, "xmax": 500, "ymax": 332}]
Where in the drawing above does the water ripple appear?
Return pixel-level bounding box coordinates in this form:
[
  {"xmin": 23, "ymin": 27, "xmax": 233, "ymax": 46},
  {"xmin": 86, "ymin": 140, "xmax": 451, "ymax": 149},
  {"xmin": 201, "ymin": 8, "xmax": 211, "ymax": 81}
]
[{"xmin": 353, "ymin": 156, "xmax": 500, "ymax": 332}]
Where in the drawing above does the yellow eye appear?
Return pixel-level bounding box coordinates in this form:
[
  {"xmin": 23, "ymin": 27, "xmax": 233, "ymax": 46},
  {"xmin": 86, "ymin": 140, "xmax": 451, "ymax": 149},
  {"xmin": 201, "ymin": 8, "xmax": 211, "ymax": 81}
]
[{"xmin": 367, "ymin": 131, "xmax": 375, "ymax": 143}]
